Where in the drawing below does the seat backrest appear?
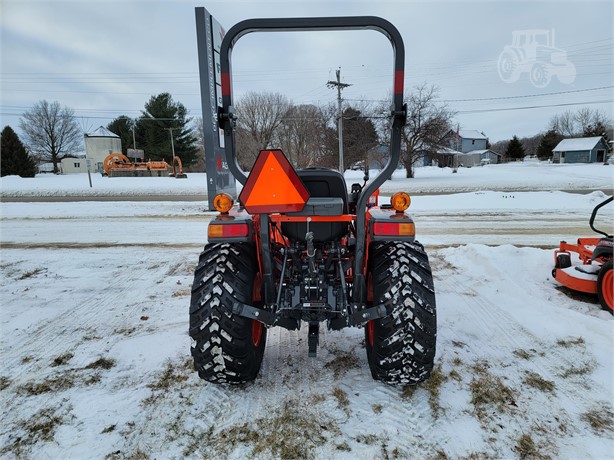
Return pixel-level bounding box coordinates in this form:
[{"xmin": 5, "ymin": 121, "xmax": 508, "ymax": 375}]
[{"xmin": 281, "ymin": 168, "xmax": 348, "ymax": 242}]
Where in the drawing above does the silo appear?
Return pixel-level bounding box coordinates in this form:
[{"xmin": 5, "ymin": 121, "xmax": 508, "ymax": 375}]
[{"xmin": 84, "ymin": 126, "xmax": 122, "ymax": 173}]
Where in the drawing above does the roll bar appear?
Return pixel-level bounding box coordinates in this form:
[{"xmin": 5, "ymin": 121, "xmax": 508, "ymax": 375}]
[{"xmin": 217, "ymin": 16, "xmax": 407, "ymax": 303}]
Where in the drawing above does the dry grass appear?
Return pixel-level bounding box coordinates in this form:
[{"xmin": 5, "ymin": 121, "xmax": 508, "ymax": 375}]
[
  {"xmin": 372, "ymin": 403, "xmax": 383, "ymax": 414},
  {"xmin": 332, "ymin": 386, "xmax": 350, "ymax": 414},
  {"xmin": 0, "ymin": 376, "xmax": 11, "ymax": 391},
  {"xmin": 190, "ymin": 399, "xmax": 340, "ymax": 459},
  {"xmin": 85, "ymin": 357, "xmax": 116, "ymax": 370},
  {"xmin": 17, "ymin": 374, "xmax": 77, "ymax": 395},
  {"xmin": 515, "ymin": 433, "xmax": 549, "ymax": 459},
  {"xmin": 559, "ymin": 360, "xmax": 595, "ymax": 378},
  {"xmin": 0, "ymin": 407, "xmax": 65, "ymax": 456},
  {"xmin": 523, "ymin": 371, "xmax": 556, "ymax": 393},
  {"xmin": 324, "ymin": 350, "xmax": 360, "ymax": 378},
  {"xmin": 581, "ymin": 407, "xmax": 614, "ymax": 434},
  {"xmin": 513, "ymin": 349, "xmax": 534, "ymax": 360},
  {"xmin": 51, "ymin": 353, "xmax": 74, "ymax": 367},
  {"xmin": 18, "ymin": 268, "xmax": 45, "ymax": 280},
  {"xmin": 556, "ymin": 337, "xmax": 585, "ymax": 348},
  {"xmin": 469, "ymin": 370, "xmax": 516, "ymax": 422},
  {"xmin": 148, "ymin": 360, "xmax": 190, "ymax": 391}
]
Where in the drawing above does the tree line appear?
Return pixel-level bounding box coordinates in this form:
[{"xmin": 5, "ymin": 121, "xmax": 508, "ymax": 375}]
[
  {"xmin": 2, "ymin": 90, "xmax": 611, "ymax": 178},
  {"xmin": 493, "ymin": 108, "xmax": 612, "ymax": 162}
]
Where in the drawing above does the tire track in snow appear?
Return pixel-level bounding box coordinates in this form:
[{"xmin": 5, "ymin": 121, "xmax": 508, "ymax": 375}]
[{"xmin": 3, "ymin": 251, "xmax": 175, "ymax": 384}]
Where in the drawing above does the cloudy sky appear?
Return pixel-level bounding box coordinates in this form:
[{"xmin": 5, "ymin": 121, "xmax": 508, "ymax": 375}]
[{"xmin": 1, "ymin": 0, "xmax": 612, "ymax": 143}]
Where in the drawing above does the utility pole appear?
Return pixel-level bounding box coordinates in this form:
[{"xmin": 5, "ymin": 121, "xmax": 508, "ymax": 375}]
[
  {"xmin": 327, "ymin": 68, "xmax": 351, "ymax": 173},
  {"xmin": 165, "ymin": 127, "xmax": 181, "ymax": 163}
]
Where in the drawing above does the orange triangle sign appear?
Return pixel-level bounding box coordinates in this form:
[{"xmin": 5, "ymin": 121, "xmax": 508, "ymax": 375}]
[{"xmin": 239, "ymin": 149, "xmax": 310, "ymax": 213}]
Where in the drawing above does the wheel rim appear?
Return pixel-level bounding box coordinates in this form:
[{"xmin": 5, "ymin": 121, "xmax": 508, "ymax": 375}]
[
  {"xmin": 252, "ymin": 320, "xmax": 263, "ymax": 347},
  {"xmin": 603, "ymin": 268, "xmax": 613, "ymax": 310},
  {"xmin": 367, "ymin": 320, "xmax": 375, "ymax": 348}
]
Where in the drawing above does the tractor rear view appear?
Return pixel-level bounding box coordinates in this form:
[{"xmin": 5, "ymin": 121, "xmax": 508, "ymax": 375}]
[{"xmin": 189, "ymin": 15, "xmax": 437, "ymax": 385}]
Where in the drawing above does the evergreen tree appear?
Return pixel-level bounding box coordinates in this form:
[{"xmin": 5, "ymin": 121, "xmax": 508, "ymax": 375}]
[
  {"xmin": 505, "ymin": 135, "xmax": 525, "ymax": 161},
  {"xmin": 536, "ymin": 129, "xmax": 563, "ymax": 161},
  {"xmin": 107, "ymin": 117, "xmax": 136, "ymax": 155},
  {"xmin": 583, "ymin": 121, "xmax": 610, "ymax": 143},
  {"xmin": 1, "ymin": 126, "xmax": 36, "ymax": 177},
  {"xmin": 135, "ymin": 93, "xmax": 199, "ymax": 166}
]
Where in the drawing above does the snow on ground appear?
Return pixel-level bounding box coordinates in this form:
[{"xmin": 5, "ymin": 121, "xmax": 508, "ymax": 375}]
[
  {"xmin": 1, "ymin": 161, "xmax": 612, "ymax": 198},
  {"xmin": 1, "ymin": 162, "xmax": 613, "ymax": 459}
]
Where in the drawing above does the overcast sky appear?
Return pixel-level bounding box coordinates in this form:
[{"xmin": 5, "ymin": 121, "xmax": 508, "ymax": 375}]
[{"xmin": 1, "ymin": 0, "xmax": 612, "ymax": 144}]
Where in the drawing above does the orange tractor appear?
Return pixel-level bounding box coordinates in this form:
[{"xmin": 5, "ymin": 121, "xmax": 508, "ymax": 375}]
[
  {"xmin": 102, "ymin": 152, "xmax": 187, "ymax": 178},
  {"xmin": 552, "ymin": 196, "xmax": 613, "ymax": 313},
  {"xmin": 189, "ymin": 16, "xmax": 437, "ymax": 385}
]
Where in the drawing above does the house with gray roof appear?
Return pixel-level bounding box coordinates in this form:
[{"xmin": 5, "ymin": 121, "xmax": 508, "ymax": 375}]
[{"xmin": 552, "ymin": 136, "xmax": 609, "ymax": 163}]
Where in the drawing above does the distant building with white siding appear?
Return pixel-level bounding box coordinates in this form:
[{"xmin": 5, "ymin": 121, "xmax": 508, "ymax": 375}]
[{"xmin": 84, "ymin": 126, "xmax": 122, "ymax": 173}]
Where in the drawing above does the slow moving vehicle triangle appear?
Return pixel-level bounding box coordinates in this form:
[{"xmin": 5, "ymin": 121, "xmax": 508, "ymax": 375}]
[{"xmin": 239, "ymin": 149, "xmax": 310, "ymax": 213}]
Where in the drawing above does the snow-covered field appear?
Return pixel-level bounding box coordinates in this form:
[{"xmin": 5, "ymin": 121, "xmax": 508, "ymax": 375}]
[
  {"xmin": 1, "ymin": 161, "xmax": 612, "ymax": 198},
  {"xmin": 1, "ymin": 162, "xmax": 613, "ymax": 459}
]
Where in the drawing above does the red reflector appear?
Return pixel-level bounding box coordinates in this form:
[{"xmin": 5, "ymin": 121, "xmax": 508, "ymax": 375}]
[
  {"xmin": 208, "ymin": 223, "xmax": 249, "ymax": 238},
  {"xmin": 239, "ymin": 149, "xmax": 310, "ymax": 214},
  {"xmin": 373, "ymin": 222, "xmax": 415, "ymax": 236}
]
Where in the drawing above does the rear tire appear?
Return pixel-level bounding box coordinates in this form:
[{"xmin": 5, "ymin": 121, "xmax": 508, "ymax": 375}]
[
  {"xmin": 597, "ymin": 260, "xmax": 613, "ymax": 314},
  {"xmin": 365, "ymin": 241, "xmax": 437, "ymax": 385},
  {"xmin": 189, "ymin": 243, "xmax": 266, "ymax": 383}
]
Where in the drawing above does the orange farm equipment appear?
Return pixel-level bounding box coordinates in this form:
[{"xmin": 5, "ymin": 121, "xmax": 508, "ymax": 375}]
[
  {"xmin": 103, "ymin": 153, "xmax": 187, "ymax": 178},
  {"xmin": 552, "ymin": 196, "xmax": 613, "ymax": 313}
]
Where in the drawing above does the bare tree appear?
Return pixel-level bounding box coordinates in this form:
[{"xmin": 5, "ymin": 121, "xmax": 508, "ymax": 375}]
[
  {"xmin": 549, "ymin": 108, "xmax": 612, "ymax": 137},
  {"xmin": 393, "ymin": 84, "xmax": 454, "ymax": 178},
  {"xmin": 549, "ymin": 110, "xmax": 576, "ymax": 137},
  {"xmin": 235, "ymin": 91, "xmax": 291, "ymax": 168},
  {"xmin": 277, "ymin": 104, "xmax": 327, "ymax": 168},
  {"xmin": 19, "ymin": 100, "xmax": 82, "ymax": 173}
]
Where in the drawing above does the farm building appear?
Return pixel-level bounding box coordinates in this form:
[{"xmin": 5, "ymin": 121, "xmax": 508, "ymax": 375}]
[
  {"xmin": 468, "ymin": 149, "xmax": 502, "ymax": 164},
  {"xmin": 84, "ymin": 126, "xmax": 122, "ymax": 173},
  {"xmin": 552, "ymin": 136, "xmax": 609, "ymax": 164}
]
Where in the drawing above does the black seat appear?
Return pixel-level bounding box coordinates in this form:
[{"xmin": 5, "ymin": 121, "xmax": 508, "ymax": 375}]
[{"xmin": 282, "ymin": 168, "xmax": 348, "ymax": 242}]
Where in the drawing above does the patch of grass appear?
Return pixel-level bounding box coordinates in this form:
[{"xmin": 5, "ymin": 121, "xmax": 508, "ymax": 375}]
[
  {"xmin": 401, "ymin": 384, "xmax": 419, "ymax": 399},
  {"xmin": 51, "ymin": 352, "xmax": 74, "ymax": 367},
  {"xmin": 515, "ymin": 433, "xmax": 549, "ymax": 459},
  {"xmin": 559, "ymin": 360, "xmax": 595, "ymax": 378},
  {"xmin": 470, "ymin": 370, "xmax": 516, "ymax": 422},
  {"xmin": 355, "ymin": 434, "xmax": 378, "ymax": 444},
  {"xmin": 452, "ymin": 340, "xmax": 467, "ymax": 349},
  {"xmin": 524, "ymin": 371, "xmax": 556, "ymax": 393},
  {"xmin": 332, "ymin": 386, "xmax": 350, "ymax": 414},
  {"xmin": 172, "ymin": 288, "xmax": 191, "ymax": 298},
  {"xmin": 451, "ymin": 356, "xmax": 463, "ymax": 366},
  {"xmin": 324, "ymin": 350, "xmax": 360, "ymax": 378},
  {"xmin": 513, "ymin": 349, "xmax": 534, "ymax": 360},
  {"xmin": 556, "ymin": 337, "xmax": 585, "ymax": 348},
  {"xmin": 146, "ymin": 360, "xmax": 190, "ymax": 400},
  {"xmin": 427, "ymin": 450, "xmax": 449, "ymax": 460},
  {"xmin": 21, "ymin": 356, "xmax": 34, "ymax": 364},
  {"xmin": 85, "ymin": 357, "xmax": 116, "ymax": 370},
  {"xmin": 581, "ymin": 407, "xmax": 614, "ymax": 434},
  {"xmin": 17, "ymin": 374, "xmax": 76, "ymax": 395},
  {"xmin": 0, "ymin": 376, "xmax": 11, "ymax": 391},
  {"xmin": 336, "ymin": 442, "xmax": 351, "ymax": 452},
  {"xmin": 0, "ymin": 407, "xmax": 64, "ymax": 456},
  {"xmin": 449, "ymin": 369, "xmax": 462, "ymax": 382},
  {"xmin": 198, "ymin": 400, "xmax": 339, "ymax": 459},
  {"xmin": 101, "ymin": 424, "xmax": 116, "ymax": 434},
  {"xmin": 18, "ymin": 268, "xmax": 45, "ymax": 280},
  {"xmin": 422, "ymin": 363, "xmax": 447, "ymax": 416},
  {"xmin": 372, "ymin": 403, "xmax": 383, "ymax": 414}
]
